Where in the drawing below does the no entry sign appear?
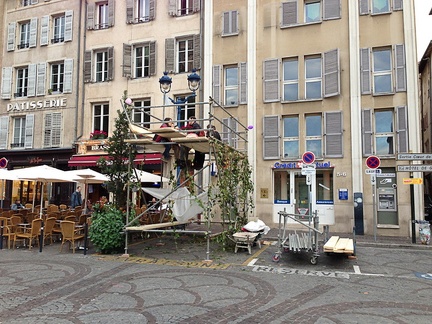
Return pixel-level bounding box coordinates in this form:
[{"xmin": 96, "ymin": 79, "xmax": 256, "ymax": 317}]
[{"xmin": 366, "ymin": 155, "xmax": 380, "ymax": 169}]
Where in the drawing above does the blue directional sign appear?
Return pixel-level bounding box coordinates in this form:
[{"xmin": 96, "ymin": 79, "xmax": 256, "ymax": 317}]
[{"xmin": 302, "ymin": 151, "xmax": 315, "ymax": 164}]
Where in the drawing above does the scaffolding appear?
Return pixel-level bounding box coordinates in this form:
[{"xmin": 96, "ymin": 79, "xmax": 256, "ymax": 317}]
[{"xmin": 122, "ymin": 97, "xmax": 250, "ymax": 260}]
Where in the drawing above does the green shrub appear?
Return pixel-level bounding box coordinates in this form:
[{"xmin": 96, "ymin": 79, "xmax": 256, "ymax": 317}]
[{"xmin": 89, "ymin": 205, "xmax": 125, "ymax": 254}]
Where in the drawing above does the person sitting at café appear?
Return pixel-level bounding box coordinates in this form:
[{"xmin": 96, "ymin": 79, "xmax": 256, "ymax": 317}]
[{"xmin": 11, "ymin": 199, "xmax": 24, "ymax": 211}]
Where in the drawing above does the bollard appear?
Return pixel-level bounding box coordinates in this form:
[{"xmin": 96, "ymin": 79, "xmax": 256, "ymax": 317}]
[
  {"xmin": 0, "ymin": 219, "xmax": 3, "ymax": 250},
  {"xmin": 84, "ymin": 222, "xmax": 88, "ymax": 255}
]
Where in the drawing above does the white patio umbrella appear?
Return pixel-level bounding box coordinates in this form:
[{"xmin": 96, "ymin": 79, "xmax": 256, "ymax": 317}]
[
  {"xmin": 0, "ymin": 169, "xmax": 19, "ymax": 209},
  {"xmin": 10, "ymin": 165, "xmax": 77, "ymax": 218},
  {"xmin": 132, "ymin": 169, "xmax": 169, "ymax": 183},
  {"xmin": 65, "ymin": 169, "xmax": 108, "ymax": 213}
]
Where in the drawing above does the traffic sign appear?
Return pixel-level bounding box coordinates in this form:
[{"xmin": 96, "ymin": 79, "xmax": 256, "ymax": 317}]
[
  {"xmin": 301, "ymin": 164, "xmax": 316, "ymax": 175},
  {"xmin": 366, "ymin": 155, "xmax": 380, "ymax": 169},
  {"xmin": 397, "ymin": 153, "xmax": 432, "ymax": 161},
  {"xmin": 398, "ymin": 165, "xmax": 432, "ymax": 172},
  {"xmin": 403, "ymin": 178, "xmax": 423, "ymax": 185},
  {"xmin": 365, "ymin": 169, "xmax": 381, "ymax": 174},
  {"xmin": 302, "ymin": 151, "xmax": 315, "ymax": 164}
]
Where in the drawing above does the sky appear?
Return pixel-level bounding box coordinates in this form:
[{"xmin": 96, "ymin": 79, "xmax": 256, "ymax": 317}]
[{"xmin": 415, "ymin": 0, "xmax": 432, "ymax": 60}]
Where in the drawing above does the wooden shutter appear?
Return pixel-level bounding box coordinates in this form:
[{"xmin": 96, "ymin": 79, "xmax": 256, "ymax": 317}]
[
  {"xmin": 107, "ymin": 47, "xmax": 114, "ymax": 81},
  {"xmin": 212, "ymin": 65, "xmax": 221, "ymax": 103},
  {"xmin": 29, "ymin": 18, "xmax": 37, "ymax": 48},
  {"xmin": 108, "ymin": 0, "xmax": 115, "ymax": 27},
  {"xmin": 360, "ymin": 48, "xmax": 371, "ymax": 94},
  {"xmin": 165, "ymin": 38, "xmax": 175, "ymax": 73},
  {"xmin": 27, "ymin": 64, "xmax": 37, "ymax": 97},
  {"xmin": 64, "ymin": 10, "xmax": 73, "ymax": 41},
  {"xmin": 193, "ymin": 0, "xmax": 200, "ymax": 12},
  {"xmin": 239, "ymin": 62, "xmax": 247, "ymax": 104},
  {"xmin": 281, "ymin": 0, "xmax": 297, "ymax": 27},
  {"xmin": 0, "ymin": 117, "xmax": 9, "ymax": 150},
  {"xmin": 84, "ymin": 50, "xmax": 92, "ymax": 83},
  {"xmin": 263, "ymin": 115, "xmax": 280, "ymax": 159},
  {"xmin": 323, "ymin": 49, "xmax": 340, "ymax": 97},
  {"xmin": 25, "ymin": 114, "xmax": 34, "ymax": 149},
  {"xmin": 36, "ymin": 62, "xmax": 46, "ymax": 96},
  {"xmin": 1, "ymin": 67, "xmax": 13, "ymax": 99},
  {"xmin": 394, "ymin": 44, "xmax": 406, "ymax": 92},
  {"xmin": 396, "ymin": 106, "xmax": 408, "ymax": 153},
  {"xmin": 323, "ymin": 0, "xmax": 340, "ymax": 20},
  {"xmin": 149, "ymin": 41, "xmax": 156, "ymax": 75},
  {"xmin": 122, "ymin": 44, "xmax": 132, "ymax": 78},
  {"xmin": 324, "ymin": 111, "xmax": 343, "ymax": 157},
  {"xmin": 87, "ymin": 2, "xmax": 95, "ymax": 29},
  {"xmin": 393, "ymin": 0, "xmax": 403, "ymax": 11},
  {"xmin": 52, "ymin": 112, "xmax": 62, "ymax": 147},
  {"xmin": 263, "ymin": 59, "xmax": 280, "ymax": 102},
  {"xmin": 7, "ymin": 22, "xmax": 16, "ymax": 52},
  {"xmin": 362, "ymin": 109, "xmax": 373, "ymax": 156},
  {"xmin": 149, "ymin": 0, "xmax": 156, "ymax": 20},
  {"xmin": 40, "ymin": 15, "xmax": 49, "ymax": 45},
  {"xmin": 63, "ymin": 59, "xmax": 73, "ymax": 93},
  {"xmin": 43, "ymin": 113, "xmax": 52, "ymax": 147},
  {"xmin": 359, "ymin": 0, "xmax": 369, "ymax": 15},
  {"xmin": 193, "ymin": 34, "xmax": 201, "ymax": 70},
  {"xmin": 168, "ymin": 0, "xmax": 177, "ymax": 16}
]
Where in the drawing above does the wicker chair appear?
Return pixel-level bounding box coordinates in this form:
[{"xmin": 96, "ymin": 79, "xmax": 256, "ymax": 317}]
[
  {"xmin": 25, "ymin": 203, "xmax": 33, "ymax": 209},
  {"xmin": 43, "ymin": 217, "xmax": 57, "ymax": 246},
  {"xmin": 14, "ymin": 218, "xmax": 42, "ymax": 249},
  {"xmin": 0, "ymin": 216, "xmax": 15, "ymax": 249},
  {"xmin": 59, "ymin": 220, "xmax": 85, "ymax": 253},
  {"xmin": 64, "ymin": 215, "xmax": 77, "ymax": 222}
]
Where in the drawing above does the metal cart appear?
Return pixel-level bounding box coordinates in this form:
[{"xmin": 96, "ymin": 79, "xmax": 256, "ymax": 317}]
[{"xmin": 272, "ymin": 210, "xmax": 322, "ymax": 265}]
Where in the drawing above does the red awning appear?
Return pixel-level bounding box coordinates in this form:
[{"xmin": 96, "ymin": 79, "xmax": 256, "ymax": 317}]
[{"xmin": 68, "ymin": 153, "xmax": 161, "ymax": 167}]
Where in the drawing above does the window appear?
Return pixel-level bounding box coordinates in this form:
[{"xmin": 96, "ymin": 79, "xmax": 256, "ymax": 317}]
[
  {"xmin": 93, "ymin": 103, "xmax": 109, "ymax": 134},
  {"xmin": 15, "ymin": 67, "xmax": 29, "ymax": 97},
  {"xmin": 305, "ymin": 0, "xmax": 321, "ymax": 23},
  {"xmin": 372, "ymin": 48, "xmax": 392, "ymax": 94},
  {"xmin": 283, "ymin": 116, "xmax": 299, "ymax": 159},
  {"xmin": 305, "ymin": 56, "xmax": 322, "ymax": 99},
  {"xmin": 87, "ymin": 0, "xmax": 114, "ymax": 29},
  {"xmin": 95, "ymin": 51, "xmax": 108, "ymax": 82},
  {"xmin": 135, "ymin": 44, "xmax": 150, "ymax": 78},
  {"xmin": 136, "ymin": 0, "xmax": 151, "ymax": 22},
  {"xmin": 372, "ymin": 0, "xmax": 390, "ymax": 14},
  {"xmin": 175, "ymin": 95, "xmax": 196, "ymax": 127},
  {"xmin": 133, "ymin": 99, "xmax": 151, "ymax": 127},
  {"xmin": 50, "ymin": 63, "xmax": 64, "ymax": 93},
  {"xmin": 168, "ymin": 0, "xmax": 200, "ymax": 17},
  {"xmin": 18, "ymin": 21, "xmax": 30, "ymax": 49},
  {"xmin": 12, "ymin": 117, "xmax": 26, "ymax": 149},
  {"xmin": 178, "ymin": 0, "xmax": 193, "ymax": 16},
  {"xmin": 52, "ymin": 15, "xmax": 65, "ymax": 43},
  {"xmin": 123, "ymin": 42, "xmax": 156, "ymax": 79},
  {"xmin": 283, "ymin": 59, "xmax": 299, "ymax": 101},
  {"xmin": 362, "ymin": 107, "xmax": 407, "ymax": 156},
  {"xmin": 165, "ymin": 35, "xmax": 200, "ymax": 73},
  {"xmin": 43, "ymin": 112, "xmax": 62, "ymax": 148},
  {"xmin": 126, "ymin": 0, "xmax": 155, "ymax": 23},
  {"xmin": 84, "ymin": 48, "xmax": 114, "ymax": 82},
  {"xmin": 177, "ymin": 38, "xmax": 194, "ymax": 73},
  {"xmin": 22, "ymin": 0, "xmax": 38, "ymax": 7},
  {"xmin": 97, "ymin": 2, "xmax": 109, "ymax": 29},
  {"xmin": 305, "ymin": 115, "xmax": 322, "ymax": 157},
  {"xmin": 359, "ymin": 0, "xmax": 403, "ymax": 15},
  {"xmin": 222, "ymin": 10, "xmax": 239, "ymax": 36},
  {"xmin": 224, "ymin": 67, "xmax": 238, "ymax": 106}
]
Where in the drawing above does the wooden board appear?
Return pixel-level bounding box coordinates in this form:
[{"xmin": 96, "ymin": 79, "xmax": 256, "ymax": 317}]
[
  {"xmin": 334, "ymin": 238, "xmax": 350, "ymax": 251},
  {"xmin": 323, "ymin": 236, "xmax": 339, "ymax": 252},
  {"xmin": 175, "ymin": 137, "xmax": 212, "ymax": 152},
  {"xmin": 152, "ymin": 128, "xmax": 187, "ymax": 139},
  {"xmin": 125, "ymin": 220, "xmax": 191, "ymax": 231},
  {"xmin": 324, "ymin": 236, "xmax": 354, "ymax": 254}
]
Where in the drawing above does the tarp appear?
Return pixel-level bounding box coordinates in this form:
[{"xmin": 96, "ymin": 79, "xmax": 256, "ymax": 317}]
[
  {"xmin": 132, "ymin": 169, "xmax": 169, "ymax": 183},
  {"xmin": 142, "ymin": 187, "xmax": 207, "ymax": 222}
]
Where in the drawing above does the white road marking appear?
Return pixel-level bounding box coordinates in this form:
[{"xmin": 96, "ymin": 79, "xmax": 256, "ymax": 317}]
[
  {"xmin": 353, "ymin": 265, "xmax": 361, "ymax": 274},
  {"xmin": 247, "ymin": 258, "xmax": 258, "ymax": 266}
]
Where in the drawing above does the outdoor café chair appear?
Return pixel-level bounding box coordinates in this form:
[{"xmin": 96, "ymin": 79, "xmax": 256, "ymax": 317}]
[
  {"xmin": 43, "ymin": 217, "xmax": 56, "ymax": 246},
  {"xmin": 14, "ymin": 218, "xmax": 42, "ymax": 249},
  {"xmin": 0, "ymin": 216, "xmax": 15, "ymax": 249},
  {"xmin": 59, "ymin": 220, "xmax": 85, "ymax": 253}
]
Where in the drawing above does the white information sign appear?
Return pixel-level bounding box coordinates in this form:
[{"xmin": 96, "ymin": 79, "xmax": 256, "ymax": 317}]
[
  {"xmin": 365, "ymin": 169, "xmax": 382, "ymax": 174},
  {"xmin": 397, "ymin": 165, "xmax": 432, "ymax": 172}
]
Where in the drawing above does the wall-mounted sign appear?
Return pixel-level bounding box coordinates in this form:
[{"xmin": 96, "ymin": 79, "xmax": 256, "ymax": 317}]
[
  {"xmin": 339, "ymin": 188, "xmax": 348, "ymax": 200},
  {"xmin": 273, "ymin": 161, "xmax": 333, "ymax": 169},
  {"xmin": 7, "ymin": 98, "xmax": 67, "ymax": 112}
]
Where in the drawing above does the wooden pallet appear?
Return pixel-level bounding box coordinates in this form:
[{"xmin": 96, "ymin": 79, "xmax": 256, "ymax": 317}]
[{"xmin": 323, "ymin": 236, "xmax": 354, "ymax": 254}]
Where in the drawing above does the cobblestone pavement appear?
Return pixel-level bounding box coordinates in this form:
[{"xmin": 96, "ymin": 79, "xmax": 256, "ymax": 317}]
[{"xmin": 1, "ymin": 231, "xmax": 432, "ymax": 323}]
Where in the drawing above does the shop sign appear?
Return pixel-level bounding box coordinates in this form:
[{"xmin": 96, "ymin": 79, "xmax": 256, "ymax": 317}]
[
  {"xmin": 273, "ymin": 161, "xmax": 332, "ymax": 169},
  {"xmin": 29, "ymin": 157, "xmax": 43, "ymax": 164},
  {"xmin": 7, "ymin": 98, "xmax": 67, "ymax": 112}
]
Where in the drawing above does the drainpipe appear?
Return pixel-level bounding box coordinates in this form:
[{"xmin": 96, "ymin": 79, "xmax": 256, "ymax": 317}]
[{"xmin": 75, "ymin": 0, "xmax": 86, "ymax": 143}]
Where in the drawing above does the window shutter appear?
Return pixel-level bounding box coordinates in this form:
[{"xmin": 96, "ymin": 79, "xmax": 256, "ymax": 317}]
[
  {"xmin": 122, "ymin": 44, "xmax": 132, "ymax": 78},
  {"xmin": 84, "ymin": 50, "xmax": 92, "ymax": 83},
  {"xmin": 281, "ymin": 0, "xmax": 297, "ymax": 27},
  {"xmin": 222, "ymin": 118, "xmax": 229, "ymax": 143},
  {"xmin": 393, "ymin": 0, "xmax": 403, "ymax": 11},
  {"xmin": 263, "ymin": 115, "xmax": 280, "ymax": 160},
  {"xmin": 87, "ymin": 2, "xmax": 95, "ymax": 29},
  {"xmin": 36, "ymin": 62, "xmax": 46, "ymax": 96},
  {"xmin": 108, "ymin": 0, "xmax": 115, "ymax": 27},
  {"xmin": 239, "ymin": 62, "xmax": 247, "ymax": 104},
  {"xmin": 126, "ymin": 0, "xmax": 133, "ymax": 23},
  {"xmin": 359, "ymin": 0, "xmax": 369, "ymax": 15},
  {"xmin": 193, "ymin": 0, "xmax": 200, "ymax": 13},
  {"xmin": 324, "ymin": 111, "xmax": 343, "ymax": 157},
  {"xmin": 193, "ymin": 34, "xmax": 201, "ymax": 70},
  {"xmin": 43, "ymin": 113, "xmax": 52, "ymax": 147},
  {"xmin": 362, "ymin": 109, "xmax": 373, "ymax": 156},
  {"xmin": 165, "ymin": 38, "xmax": 175, "ymax": 73},
  {"xmin": 25, "ymin": 114, "xmax": 34, "ymax": 149},
  {"xmin": 149, "ymin": 0, "xmax": 156, "ymax": 20},
  {"xmin": 149, "ymin": 41, "xmax": 156, "ymax": 75},
  {"xmin": 27, "ymin": 64, "xmax": 37, "ymax": 97},
  {"xmin": 64, "ymin": 10, "xmax": 73, "ymax": 41},
  {"xmin": 221, "ymin": 117, "xmax": 238, "ymax": 147},
  {"xmin": 108, "ymin": 47, "xmax": 114, "ymax": 81},
  {"xmin": 223, "ymin": 12, "xmax": 230, "ymax": 35},
  {"xmin": 396, "ymin": 106, "xmax": 408, "ymax": 153},
  {"xmin": 323, "ymin": 49, "xmax": 340, "ymax": 97},
  {"xmin": 168, "ymin": 0, "xmax": 177, "ymax": 16},
  {"xmin": 0, "ymin": 116, "xmax": 9, "ymax": 150},
  {"xmin": 323, "ymin": 0, "xmax": 341, "ymax": 20},
  {"xmin": 63, "ymin": 59, "xmax": 73, "ymax": 93},
  {"xmin": 232, "ymin": 11, "xmax": 239, "ymax": 34},
  {"xmin": 52, "ymin": 112, "xmax": 62, "ymax": 147},
  {"xmin": 1, "ymin": 67, "xmax": 13, "ymax": 100},
  {"xmin": 263, "ymin": 59, "xmax": 280, "ymax": 102},
  {"xmin": 29, "ymin": 18, "xmax": 37, "ymax": 48},
  {"xmin": 360, "ymin": 48, "xmax": 371, "ymax": 94},
  {"xmin": 40, "ymin": 15, "xmax": 49, "ymax": 46},
  {"xmin": 394, "ymin": 44, "xmax": 406, "ymax": 92},
  {"xmin": 212, "ymin": 65, "xmax": 221, "ymax": 103},
  {"xmin": 7, "ymin": 22, "xmax": 16, "ymax": 52}
]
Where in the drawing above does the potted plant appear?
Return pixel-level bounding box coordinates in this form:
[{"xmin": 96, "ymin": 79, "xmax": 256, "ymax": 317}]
[{"xmin": 90, "ymin": 130, "xmax": 108, "ymax": 140}]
